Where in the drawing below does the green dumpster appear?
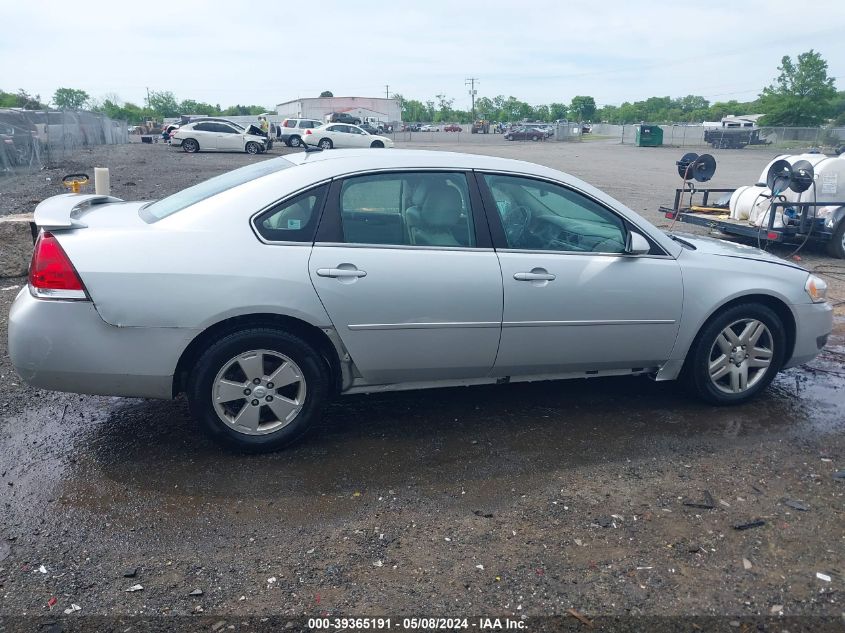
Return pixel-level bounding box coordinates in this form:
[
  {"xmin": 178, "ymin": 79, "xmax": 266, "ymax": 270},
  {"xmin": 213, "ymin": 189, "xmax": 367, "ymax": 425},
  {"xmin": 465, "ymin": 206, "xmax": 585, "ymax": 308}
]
[{"xmin": 635, "ymin": 124, "xmax": 663, "ymax": 147}]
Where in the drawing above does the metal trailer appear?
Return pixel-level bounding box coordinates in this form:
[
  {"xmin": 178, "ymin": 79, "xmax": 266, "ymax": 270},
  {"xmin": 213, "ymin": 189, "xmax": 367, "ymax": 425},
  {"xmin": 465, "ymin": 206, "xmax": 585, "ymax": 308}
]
[
  {"xmin": 660, "ymin": 187, "xmax": 845, "ymax": 259},
  {"xmin": 703, "ymin": 127, "xmax": 770, "ymax": 149}
]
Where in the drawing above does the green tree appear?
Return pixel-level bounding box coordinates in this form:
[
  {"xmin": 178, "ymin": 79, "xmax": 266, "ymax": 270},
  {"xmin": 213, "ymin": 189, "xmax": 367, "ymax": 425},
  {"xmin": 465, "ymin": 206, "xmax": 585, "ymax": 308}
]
[
  {"xmin": 569, "ymin": 95, "xmax": 596, "ymax": 121},
  {"xmin": 221, "ymin": 104, "xmax": 266, "ymax": 116},
  {"xmin": 319, "ymin": 90, "xmax": 333, "ymax": 97},
  {"xmin": 0, "ymin": 89, "xmax": 45, "ymax": 109},
  {"xmin": 147, "ymin": 90, "xmax": 180, "ymax": 117},
  {"xmin": 758, "ymin": 50, "xmax": 837, "ymax": 126},
  {"xmin": 549, "ymin": 102, "xmax": 568, "ymax": 121},
  {"xmin": 53, "ymin": 87, "xmax": 89, "ymax": 110},
  {"xmin": 179, "ymin": 99, "xmax": 220, "ymax": 115},
  {"xmin": 533, "ymin": 104, "xmax": 550, "ymax": 122}
]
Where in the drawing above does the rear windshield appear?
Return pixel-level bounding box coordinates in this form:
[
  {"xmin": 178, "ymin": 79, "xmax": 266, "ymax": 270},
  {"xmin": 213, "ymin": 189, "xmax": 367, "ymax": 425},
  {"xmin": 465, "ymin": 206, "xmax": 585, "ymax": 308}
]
[{"xmin": 140, "ymin": 157, "xmax": 295, "ymax": 222}]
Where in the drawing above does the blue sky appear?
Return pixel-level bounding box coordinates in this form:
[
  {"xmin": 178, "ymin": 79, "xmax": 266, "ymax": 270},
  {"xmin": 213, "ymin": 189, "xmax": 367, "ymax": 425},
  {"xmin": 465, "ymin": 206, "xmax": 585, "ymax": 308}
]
[{"xmin": 2, "ymin": 0, "xmax": 843, "ymax": 110}]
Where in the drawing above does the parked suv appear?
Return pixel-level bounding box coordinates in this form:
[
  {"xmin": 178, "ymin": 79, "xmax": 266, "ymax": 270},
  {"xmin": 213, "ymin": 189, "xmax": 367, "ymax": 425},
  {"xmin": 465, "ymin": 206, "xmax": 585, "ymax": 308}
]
[
  {"xmin": 328, "ymin": 112, "xmax": 361, "ymax": 125},
  {"xmin": 278, "ymin": 118, "xmax": 323, "ymax": 147}
]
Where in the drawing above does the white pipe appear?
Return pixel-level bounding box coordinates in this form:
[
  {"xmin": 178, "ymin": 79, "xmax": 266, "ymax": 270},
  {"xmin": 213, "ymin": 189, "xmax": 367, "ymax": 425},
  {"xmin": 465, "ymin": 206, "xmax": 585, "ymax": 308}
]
[{"xmin": 94, "ymin": 167, "xmax": 110, "ymax": 195}]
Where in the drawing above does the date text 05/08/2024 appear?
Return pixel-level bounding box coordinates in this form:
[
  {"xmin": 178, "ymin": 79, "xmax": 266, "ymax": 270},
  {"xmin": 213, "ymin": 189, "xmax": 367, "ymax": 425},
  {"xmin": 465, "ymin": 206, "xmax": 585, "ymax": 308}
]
[{"xmin": 307, "ymin": 617, "xmax": 526, "ymax": 630}]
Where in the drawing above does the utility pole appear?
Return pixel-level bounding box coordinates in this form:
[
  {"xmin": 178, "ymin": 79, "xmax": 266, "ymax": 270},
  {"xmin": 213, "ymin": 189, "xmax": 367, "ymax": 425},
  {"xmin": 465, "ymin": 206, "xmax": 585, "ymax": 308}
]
[
  {"xmin": 465, "ymin": 77, "xmax": 479, "ymax": 120},
  {"xmin": 385, "ymin": 84, "xmax": 390, "ymax": 99},
  {"xmin": 145, "ymin": 86, "xmax": 150, "ymax": 110}
]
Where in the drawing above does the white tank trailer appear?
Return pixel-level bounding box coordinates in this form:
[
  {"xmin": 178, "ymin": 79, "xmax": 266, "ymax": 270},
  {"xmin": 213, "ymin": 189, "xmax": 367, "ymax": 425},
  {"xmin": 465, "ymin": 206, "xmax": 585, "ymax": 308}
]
[{"xmin": 729, "ymin": 153, "xmax": 845, "ymax": 228}]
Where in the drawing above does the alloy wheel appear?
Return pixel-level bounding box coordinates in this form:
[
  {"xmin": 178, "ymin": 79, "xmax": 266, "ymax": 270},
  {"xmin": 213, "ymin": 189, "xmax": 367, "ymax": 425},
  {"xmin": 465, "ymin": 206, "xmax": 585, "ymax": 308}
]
[
  {"xmin": 212, "ymin": 349, "xmax": 306, "ymax": 435},
  {"xmin": 708, "ymin": 319, "xmax": 773, "ymax": 394}
]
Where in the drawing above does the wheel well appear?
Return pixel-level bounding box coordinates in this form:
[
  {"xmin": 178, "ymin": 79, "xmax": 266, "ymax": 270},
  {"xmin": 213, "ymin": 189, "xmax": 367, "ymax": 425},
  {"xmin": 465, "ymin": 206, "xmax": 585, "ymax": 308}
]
[
  {"xmin": 173, "ymin": 314, "xmax": 341, "ymax": 398},
  {"xmin": 370, "ymin": 140, "xmax": 383, "ymax": 148},
  {"xmin": 688, "ymin": 294, "xmax": 796, "ymax": 367}
]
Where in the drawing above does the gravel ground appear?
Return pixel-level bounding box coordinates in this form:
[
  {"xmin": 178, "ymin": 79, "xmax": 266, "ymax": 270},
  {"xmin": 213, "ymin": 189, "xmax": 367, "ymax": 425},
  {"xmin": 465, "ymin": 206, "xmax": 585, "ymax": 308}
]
[{"xmin": 1, "ymin": 141, "xmax": 844, "ymax": 629}]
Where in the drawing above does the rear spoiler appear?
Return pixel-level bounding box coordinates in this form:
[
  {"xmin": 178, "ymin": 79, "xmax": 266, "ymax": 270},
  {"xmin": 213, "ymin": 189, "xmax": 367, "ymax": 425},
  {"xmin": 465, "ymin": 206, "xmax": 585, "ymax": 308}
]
[{"xmin": 33, "ymin": 193, "xmax": 123, "ymax": 230}]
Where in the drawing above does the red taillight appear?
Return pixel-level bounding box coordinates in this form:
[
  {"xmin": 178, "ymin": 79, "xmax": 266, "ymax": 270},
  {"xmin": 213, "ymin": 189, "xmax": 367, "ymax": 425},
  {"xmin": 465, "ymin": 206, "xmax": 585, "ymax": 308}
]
[
  {"xmin": 766, "ymin": 231, "xmax": 780, "ymax": 240},
  {"xmin": 29, "ymin": 232, "xmax": 87, "ymax": 299},
  {"xmin": 305, "ymin": 129, "xmax": 312, "ymax": 135}
]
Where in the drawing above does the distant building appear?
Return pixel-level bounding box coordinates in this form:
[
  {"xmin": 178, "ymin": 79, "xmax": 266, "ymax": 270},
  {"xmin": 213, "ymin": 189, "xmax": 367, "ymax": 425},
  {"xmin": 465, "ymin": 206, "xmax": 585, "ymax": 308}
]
[{"xmin": 276, "ymin": 96, "xmax": 402, "ymax": 125}]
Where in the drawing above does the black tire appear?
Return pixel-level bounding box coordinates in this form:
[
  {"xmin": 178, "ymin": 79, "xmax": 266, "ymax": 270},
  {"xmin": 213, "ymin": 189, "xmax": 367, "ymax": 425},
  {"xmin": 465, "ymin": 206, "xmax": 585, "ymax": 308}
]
[
  {"xmin": 825, "ymin": 219, "xmax": 845, "ymax": 259},
  {"xmin": 288, "ymin": 135, "xmax": 301, "ymax": 147},
  {"xmin": 686, "ymin": 303, "xmax": 786, "ymax": 405},
  {"xmin": 318, "ymin": 138, "xmax": 333, "ymax": 150},
  {"xmin": 531, "ymin": 135, "xmax": 539, "ymax": 141},
  {"xmin": 182, "ymin": 138, "xmax": 199, "ymax": 153},
  {"xmin": 245, "ymin": 142, "xmax": 260, "ymax": 155},
  {"xmin": 187, "ymin": 328, "xmax": 330, "ymax": 453},
  {"xmin": 370, "ymin": 140, "xmax": 384, "ymax": 148}
]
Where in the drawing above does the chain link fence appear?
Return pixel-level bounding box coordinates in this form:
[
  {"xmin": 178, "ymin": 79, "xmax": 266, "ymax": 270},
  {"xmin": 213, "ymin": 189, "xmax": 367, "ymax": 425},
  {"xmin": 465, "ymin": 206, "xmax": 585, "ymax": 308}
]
[
  {"xmin": 588, "ymin": 123, "xmax": 845, "ymax": 149},
  {"xmin": 0, "ymin": 109, "xmax": 128, "ymax": 176}
]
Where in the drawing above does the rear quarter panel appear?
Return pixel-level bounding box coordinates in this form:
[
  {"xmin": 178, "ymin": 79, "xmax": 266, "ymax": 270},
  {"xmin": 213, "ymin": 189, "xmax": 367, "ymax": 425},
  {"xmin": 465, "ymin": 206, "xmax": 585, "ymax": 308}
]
[{"xmin": 55, "ymin": 168, "xmax": 334, "ymax": 331}]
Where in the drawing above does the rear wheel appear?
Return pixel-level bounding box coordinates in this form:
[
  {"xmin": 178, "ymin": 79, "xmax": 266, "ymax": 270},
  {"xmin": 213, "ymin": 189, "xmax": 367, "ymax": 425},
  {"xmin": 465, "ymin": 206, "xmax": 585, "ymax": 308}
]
[
  {"xmin": 288, "ymin": 135, "xmax": 301, "ymax": 147},
  {"xmin": 182, "ymin": 138, "xmax": 199, "ymax": 153},
  {"xmin": 825, "ymin": 219, "xmax": 845, "ymax": 259},
  {"xmin": 687, "ymin": 303, "xmax": 785, "ymax": 404},
  {"xmin": 531, "ymin": 135, "xmax": 539, "ymax": 141},
  {"xmin": 187, "ymin": 328, "xmax": 329, "ymax": 452},
  {"xmin": 318, "ymin": 138, "xmax": 333, "ymax": 150},
  {"xmin": 245, "ymin": 142, "xmax": 261, "ymax": 155}
]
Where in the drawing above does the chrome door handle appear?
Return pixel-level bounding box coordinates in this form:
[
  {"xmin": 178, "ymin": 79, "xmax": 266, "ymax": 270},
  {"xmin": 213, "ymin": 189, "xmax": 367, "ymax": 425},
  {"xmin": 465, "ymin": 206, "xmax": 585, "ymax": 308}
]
[
  {"xmin": 514, "ymin": 271, "xmax": 555, "ymax": 281},
  {"xmin": 316, "ymin": 267, "xmax": 367, "ymax": 278}
]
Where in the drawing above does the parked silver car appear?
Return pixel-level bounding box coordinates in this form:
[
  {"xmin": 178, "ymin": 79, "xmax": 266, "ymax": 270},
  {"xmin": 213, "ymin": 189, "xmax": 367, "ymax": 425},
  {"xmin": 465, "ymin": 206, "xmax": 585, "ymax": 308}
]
[{"xmin": 9, "ymin": 149, "xmax": 832, "ymax": 452}]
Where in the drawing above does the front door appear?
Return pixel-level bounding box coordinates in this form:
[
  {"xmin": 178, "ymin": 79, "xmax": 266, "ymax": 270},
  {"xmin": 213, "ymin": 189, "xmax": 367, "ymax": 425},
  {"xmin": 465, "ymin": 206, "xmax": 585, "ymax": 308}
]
[
  {"xmin": 309, "ymin": 171, "xmax": 503, "ymax": 384},
  {"xmin": 479, "ymin": 172, "xmax": 683, "ymax": 376}
]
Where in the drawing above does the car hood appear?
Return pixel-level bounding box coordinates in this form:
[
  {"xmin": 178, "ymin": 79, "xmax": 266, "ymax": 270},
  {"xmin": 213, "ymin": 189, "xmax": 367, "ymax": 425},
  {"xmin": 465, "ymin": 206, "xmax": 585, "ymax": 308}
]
[{"xmin": 669, "ymin": 232, "xmax": 805, "ymax": 270}]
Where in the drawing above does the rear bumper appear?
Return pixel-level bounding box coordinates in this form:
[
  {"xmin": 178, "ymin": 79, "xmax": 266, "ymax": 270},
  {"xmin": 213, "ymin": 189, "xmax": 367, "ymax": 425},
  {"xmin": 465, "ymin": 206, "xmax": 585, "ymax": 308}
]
[
  {"xmin": 8, "ymin": 289, "xmax": 198, "ymax": 399},
  {"xmin": 783, "ymin": 301, "xmax": 834, "ymax": 369}
]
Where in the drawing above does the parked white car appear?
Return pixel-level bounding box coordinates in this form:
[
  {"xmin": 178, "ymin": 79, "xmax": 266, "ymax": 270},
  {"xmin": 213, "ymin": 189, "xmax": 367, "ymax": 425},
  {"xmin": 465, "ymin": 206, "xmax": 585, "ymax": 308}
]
[
  {"xmin": 171, "ymin": 120, "xmax": 269, "ymax": 154},
  {"xmin": 304, "ymin": 123, "xmax": 393, "ymax": 150}
]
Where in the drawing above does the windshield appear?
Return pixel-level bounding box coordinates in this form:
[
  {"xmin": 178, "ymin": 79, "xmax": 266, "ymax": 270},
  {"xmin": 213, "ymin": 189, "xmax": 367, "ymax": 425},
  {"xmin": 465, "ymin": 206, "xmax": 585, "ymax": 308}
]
[{"xmin": 140, "ymin": 157, "xmax": 295, "ymax": 222}]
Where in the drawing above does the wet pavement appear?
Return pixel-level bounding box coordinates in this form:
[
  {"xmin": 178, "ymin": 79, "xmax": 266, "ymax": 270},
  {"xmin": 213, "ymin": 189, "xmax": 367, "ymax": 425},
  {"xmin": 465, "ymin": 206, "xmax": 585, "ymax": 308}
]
[{"xmin": 2, "ymin": 275, "xmax": 844, "ymax": 619}]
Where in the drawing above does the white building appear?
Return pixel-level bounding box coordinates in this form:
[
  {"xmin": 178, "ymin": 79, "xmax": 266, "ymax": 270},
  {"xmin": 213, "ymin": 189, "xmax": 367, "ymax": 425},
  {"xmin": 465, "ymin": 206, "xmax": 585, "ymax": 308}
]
[{"xmin": 276, "ymin": 96, "xmax": 402, "ymax": 126}]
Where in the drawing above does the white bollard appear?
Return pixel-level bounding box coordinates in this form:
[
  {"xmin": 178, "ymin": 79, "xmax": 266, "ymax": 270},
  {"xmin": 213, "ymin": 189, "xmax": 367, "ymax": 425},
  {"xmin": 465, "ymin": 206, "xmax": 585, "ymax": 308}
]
[{"xmin": 94, "ymin": 167, "xmax": 110, "ymax": 195}]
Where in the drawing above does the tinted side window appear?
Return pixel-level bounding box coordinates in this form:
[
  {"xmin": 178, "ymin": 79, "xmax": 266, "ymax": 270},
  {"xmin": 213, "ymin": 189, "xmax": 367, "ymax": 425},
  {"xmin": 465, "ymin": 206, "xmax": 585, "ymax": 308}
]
[
  {"xmin": 254, "ymin": 185, "xmax": 327, "ymax": 242},
  {"xmin": 339, "ymin": 173, "xmax": 475, "ymax": 248},
  {"xmin": 216, "ymin": 124, "xmax": 238, "ymax": 134},
  {"xmin": 283, "ymin": 120, "xmax": 296, "ymax": 128},
  {"xmin": 193, "ymin": 122, "xmax": 214, "ymax": 132},
  {"xmin": 482, "ymin": 174, "xmax": 626, "ymax": 253}
]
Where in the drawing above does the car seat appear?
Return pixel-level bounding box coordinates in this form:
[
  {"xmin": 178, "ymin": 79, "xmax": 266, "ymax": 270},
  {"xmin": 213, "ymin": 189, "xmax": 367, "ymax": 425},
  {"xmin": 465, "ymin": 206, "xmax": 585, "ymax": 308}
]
[{"xmin": 409, "ymin": 185, "xmax": 464, "ymax": 247}]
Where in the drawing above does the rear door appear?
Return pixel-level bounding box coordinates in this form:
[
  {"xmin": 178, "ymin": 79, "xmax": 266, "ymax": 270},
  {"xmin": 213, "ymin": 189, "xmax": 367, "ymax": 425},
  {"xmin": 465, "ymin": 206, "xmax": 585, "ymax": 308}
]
[{"xmin": 309, "ymin": 171, "xmax": 503, "ymax": 384}]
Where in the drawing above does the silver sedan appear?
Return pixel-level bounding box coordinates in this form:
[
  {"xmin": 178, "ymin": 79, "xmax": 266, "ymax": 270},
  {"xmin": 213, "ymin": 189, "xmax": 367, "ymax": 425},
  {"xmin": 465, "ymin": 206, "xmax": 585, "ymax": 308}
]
[{"xmin": 8, "ymin": 149, "xmax": 833, "ymax": 452}]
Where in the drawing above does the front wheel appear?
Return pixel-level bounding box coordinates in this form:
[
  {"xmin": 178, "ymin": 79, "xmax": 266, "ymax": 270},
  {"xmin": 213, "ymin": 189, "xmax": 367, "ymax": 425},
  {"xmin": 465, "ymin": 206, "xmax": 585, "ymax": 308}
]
[
  {"xmin": 318, "ymin": 138, "xmax": 333, "ymax": 150},
  {"xmin": 182, "ymin": 138, "xmax": 199, "ymax": 153},
  {"xmin": 686, "ymin": 303, "xmax": 785, "ymax": 404},
  {"xmin": 825, "ymin": 219, "xmax": 845, "ymax": 259},
  {"xmin": 245, "ymin": 142, "xmax": 261, "ymax": 154},
  {"xmin": 370, "ymin": 140, "xmax": 384, "ymax": 148},
  {"xmin": 187, "ymin": 328, "xmax": 330, "ymax": 452}
]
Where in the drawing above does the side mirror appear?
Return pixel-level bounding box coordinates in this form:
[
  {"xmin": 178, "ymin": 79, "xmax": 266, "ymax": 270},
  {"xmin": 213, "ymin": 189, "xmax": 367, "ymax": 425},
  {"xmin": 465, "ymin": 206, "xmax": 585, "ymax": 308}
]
[{"xmin": 625, "ymin": 231, "xmax": 650, "ymax": 255}]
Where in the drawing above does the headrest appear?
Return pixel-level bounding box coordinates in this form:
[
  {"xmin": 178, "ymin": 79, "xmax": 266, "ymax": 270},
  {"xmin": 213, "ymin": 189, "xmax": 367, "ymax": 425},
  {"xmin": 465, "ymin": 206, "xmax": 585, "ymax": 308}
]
[
  {"xmin": 420, "ymin": 185, "xmax": 462, "ymax": 228},
  {"xmin": 411, "ymin": 182, "xmax": 429, "ymax": 206}
]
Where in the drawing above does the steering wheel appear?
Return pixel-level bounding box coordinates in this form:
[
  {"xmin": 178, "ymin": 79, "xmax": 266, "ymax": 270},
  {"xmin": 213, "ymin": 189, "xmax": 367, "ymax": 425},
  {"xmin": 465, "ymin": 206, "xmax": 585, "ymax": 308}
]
[{"xmin": 501, "ymin": 205, "xmax": 531, "ymax": 246}]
